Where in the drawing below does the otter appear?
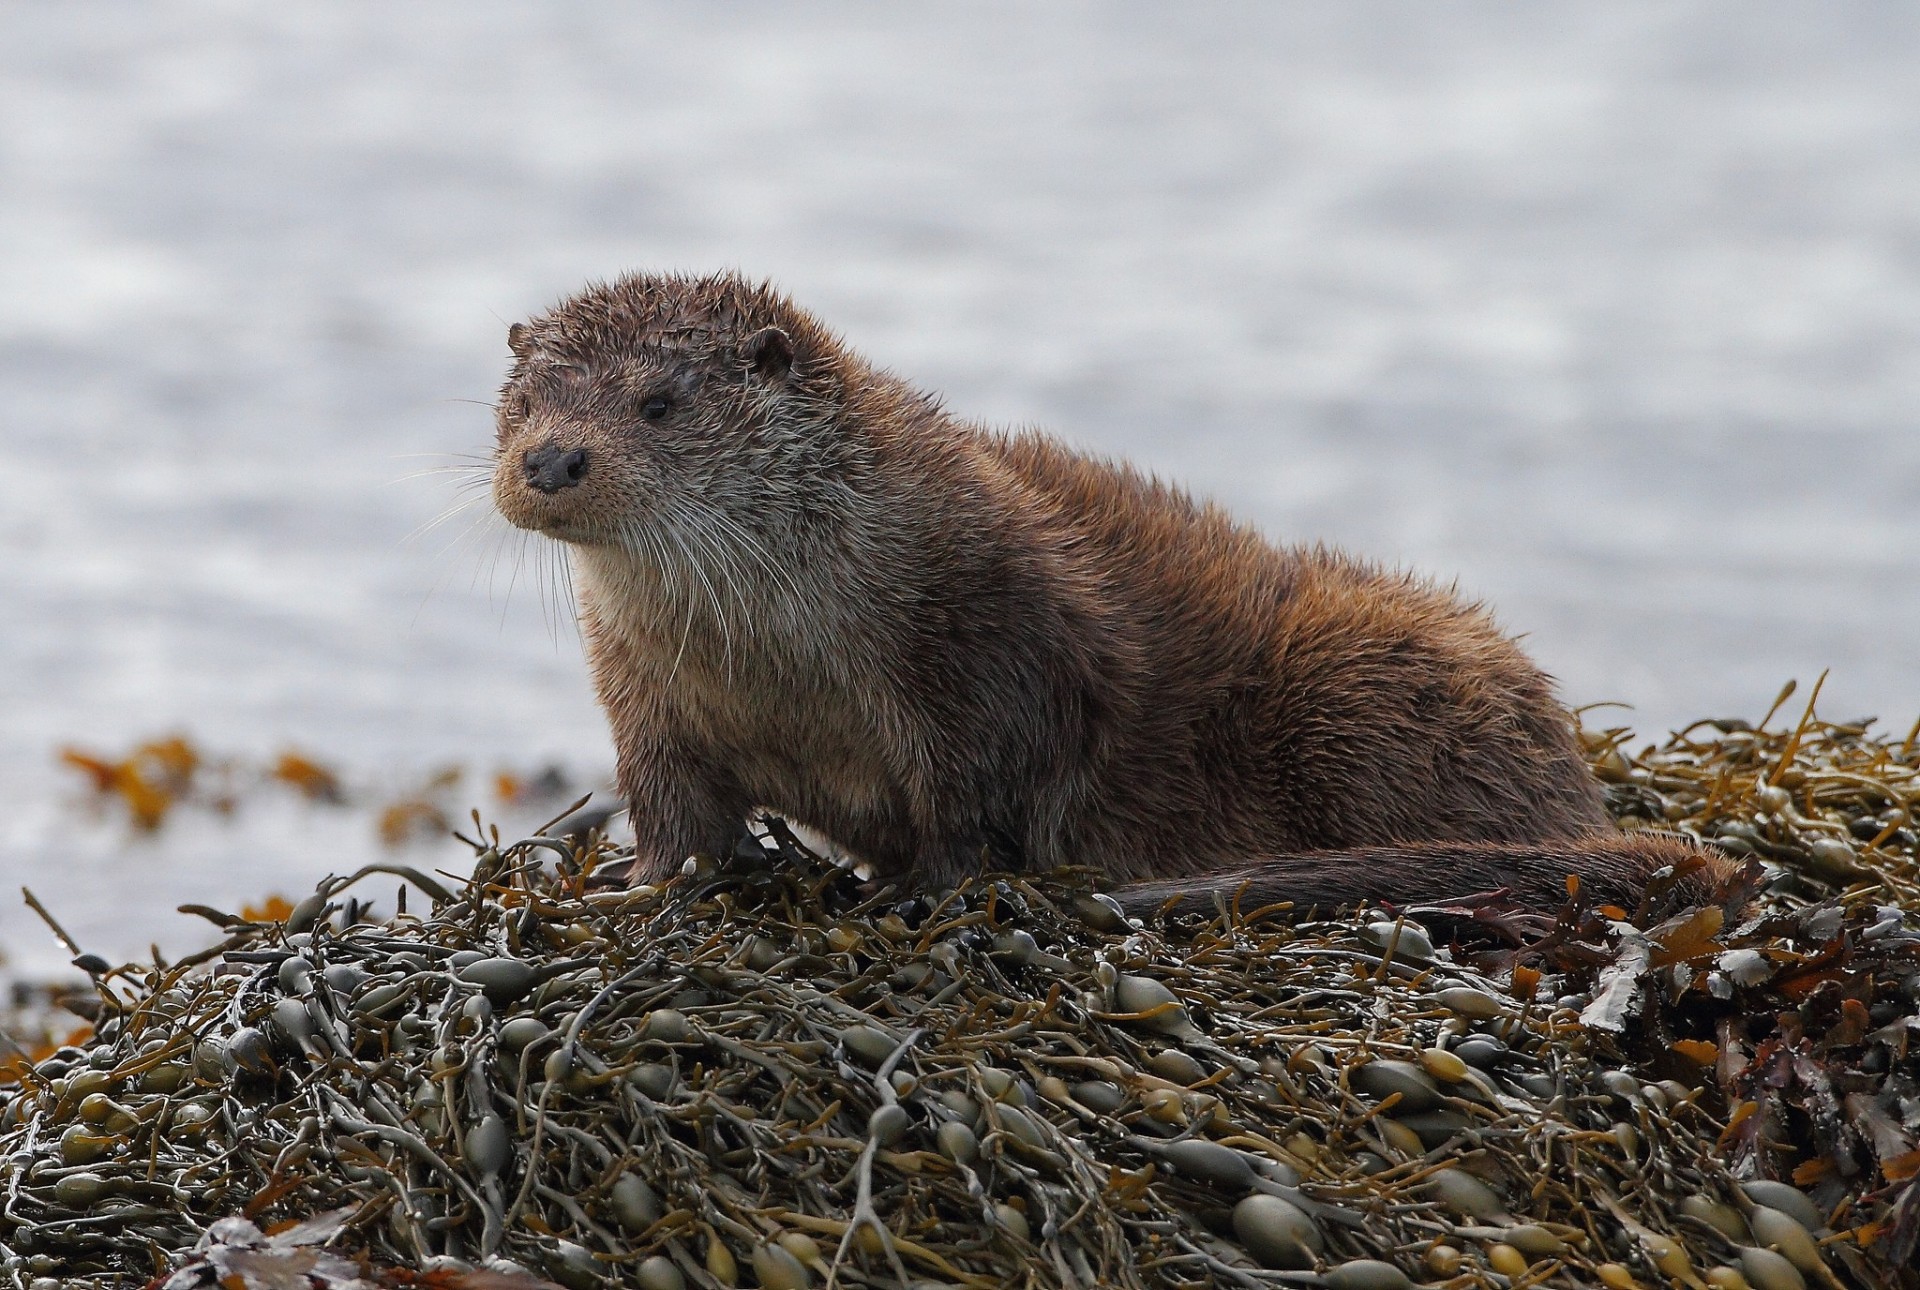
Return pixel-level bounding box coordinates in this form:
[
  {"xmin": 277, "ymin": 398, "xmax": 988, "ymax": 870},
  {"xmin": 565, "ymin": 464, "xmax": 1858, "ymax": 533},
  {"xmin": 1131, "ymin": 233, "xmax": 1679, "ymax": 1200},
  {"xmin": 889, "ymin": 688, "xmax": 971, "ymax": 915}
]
[{"xmin": 490, "ymin": 271, "xmax": 1727, "ymax": 916}]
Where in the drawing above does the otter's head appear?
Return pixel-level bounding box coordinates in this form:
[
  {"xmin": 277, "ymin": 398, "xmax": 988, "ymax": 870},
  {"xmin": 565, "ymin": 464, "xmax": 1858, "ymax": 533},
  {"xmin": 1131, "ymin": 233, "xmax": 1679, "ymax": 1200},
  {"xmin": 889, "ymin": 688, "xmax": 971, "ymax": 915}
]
[{"xmin": 491, "ymin": 272, "xmax": 856, "ymax": 553}]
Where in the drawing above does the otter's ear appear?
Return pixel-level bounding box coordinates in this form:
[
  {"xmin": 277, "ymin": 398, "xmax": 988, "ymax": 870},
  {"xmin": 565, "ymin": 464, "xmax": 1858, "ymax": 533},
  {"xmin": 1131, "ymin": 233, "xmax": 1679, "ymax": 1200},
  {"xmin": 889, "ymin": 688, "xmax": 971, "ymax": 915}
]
[
  {"xmin": 507, "ymin": 323, "xmax": 536, "ymax": 359},
  {"xmin": 744, "ymin": 327, "xmax": 794, "ymax": 382}
]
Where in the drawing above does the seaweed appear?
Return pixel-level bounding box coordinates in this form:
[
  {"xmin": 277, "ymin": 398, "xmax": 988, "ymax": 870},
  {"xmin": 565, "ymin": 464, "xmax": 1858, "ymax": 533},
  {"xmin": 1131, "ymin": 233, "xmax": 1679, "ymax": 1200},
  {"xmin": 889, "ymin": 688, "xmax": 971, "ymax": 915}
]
[{"xmin": 3, "ymin": 693, "xmax": 1917, "ymax": 1289}]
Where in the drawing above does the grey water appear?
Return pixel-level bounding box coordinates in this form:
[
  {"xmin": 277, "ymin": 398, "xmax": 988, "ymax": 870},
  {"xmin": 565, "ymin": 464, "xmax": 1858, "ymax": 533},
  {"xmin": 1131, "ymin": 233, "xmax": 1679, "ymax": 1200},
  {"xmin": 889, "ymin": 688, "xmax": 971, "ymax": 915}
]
[{"xmin": 4, "ymin": 3, "xmax": 1919, "ymax": 971}]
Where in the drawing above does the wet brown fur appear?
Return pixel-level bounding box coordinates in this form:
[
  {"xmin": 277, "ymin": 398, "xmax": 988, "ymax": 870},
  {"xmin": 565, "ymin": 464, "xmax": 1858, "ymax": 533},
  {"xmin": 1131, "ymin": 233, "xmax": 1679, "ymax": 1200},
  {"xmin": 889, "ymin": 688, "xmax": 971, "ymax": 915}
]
[{"xmin": 491, "ymin": 271, "xmax": 1733, "ymax": 914}]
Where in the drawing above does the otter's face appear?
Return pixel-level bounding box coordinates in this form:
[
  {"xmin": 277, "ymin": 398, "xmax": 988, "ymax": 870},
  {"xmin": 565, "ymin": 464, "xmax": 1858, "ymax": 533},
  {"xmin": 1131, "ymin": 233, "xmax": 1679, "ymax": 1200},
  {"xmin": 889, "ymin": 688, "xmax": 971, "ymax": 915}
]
[{"xmin": 490, "ymin": 320, "xmax": 799, "ymax": 550}]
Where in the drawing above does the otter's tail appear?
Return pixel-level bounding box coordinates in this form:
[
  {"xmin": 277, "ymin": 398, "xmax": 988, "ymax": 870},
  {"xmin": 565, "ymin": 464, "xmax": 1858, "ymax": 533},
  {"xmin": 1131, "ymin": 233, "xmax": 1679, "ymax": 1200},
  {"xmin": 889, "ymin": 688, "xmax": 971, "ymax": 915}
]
[{"xmin": 1111, "ymin": 832, "xmax": 1742, "ymax": 918}]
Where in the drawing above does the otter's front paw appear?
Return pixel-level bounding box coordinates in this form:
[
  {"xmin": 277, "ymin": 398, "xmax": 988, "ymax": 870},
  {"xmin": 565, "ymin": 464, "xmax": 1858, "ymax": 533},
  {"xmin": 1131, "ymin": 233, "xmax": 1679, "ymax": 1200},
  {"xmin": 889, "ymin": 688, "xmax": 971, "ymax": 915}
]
[{"xmin": 623, "ymin": 847, "xmax": 696, "ymax": 886}]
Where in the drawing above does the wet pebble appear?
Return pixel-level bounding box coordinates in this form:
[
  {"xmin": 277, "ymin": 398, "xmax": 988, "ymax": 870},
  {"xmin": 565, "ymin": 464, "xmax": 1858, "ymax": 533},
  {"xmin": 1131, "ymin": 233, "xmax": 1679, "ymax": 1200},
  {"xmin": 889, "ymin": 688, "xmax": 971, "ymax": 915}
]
[
  {"xmin": 1508, "ymin": 1071, "xmax": 1556, "ymax": 1099},
  {"xmin": 457, "ymin": 956, "xmax": 538, "ymax": 1003},
  {"xmin": 1146, "ymin": 1049, "xmax": 1206, "ymax": 1085},
  {"xmin": 1113, "ymin": 975, "xmax": 1192, "ymax": 1034},
  {"xmin": 464, "ymin": 1113, "xmax": 510, "ymax": 1177},
  {"xmin": 1423, "ymin": 1167, "xmax": 1506, "ymax": 1221},
  {"xmin": 1373, "ymin": 1116, "xmax": 1423, "ymax": 1158},
  {"xmin": 1746, "ymin": 1207, "xmax": 1824, "ymax": 1277},
  {"xmin": 1738, "ymin": 1246, "xmax": 1806, "ymax": 1290},
  {"xmin": 53, "ymin": 1171, "xmax": 112, "ymax": 1207},
  {"xmin": 192, "ymin": 1040, "xmax": 225, "ymax": 1081},
  {"xmin": 635, "ymin": 1255, "xmax": 685, "ymax": 1290},
  {"xmin": 992, "ymin": 929, "xmax": 1039, "ymax": 963},
  {"xmin": 1486, "ymin": 1243, "xmax": 1531, "ymax": 1277},
  {"xmin": 1435, "ymin": 987, "xmax": 1506, "ymax": 1019},
  {"xmin": 644, "ymin": 1008, "xmax": 690, "ymax": 1043},
  {"xmin": 285, "ymin": 891, "xmax": 330, "ymax": 934},
  {"xmin": 1452, "ymin": 1036, "xmax": 1505, "ymax": 1068},
  {"xmin": 1601, "ymin": 1070, "xmax": 1641, "ymax": 1101},
  {"xmin": 1680, "ymin": 1194, "xmax": 1748, "ymax": 1242},
  {"xmin": 268, "ymin": 997, "xmax": 315, "ymax": 1049},
  {"xmin": 839, "ymin": 1024, "xmax": 901, "ymax": 1066},
  {"xmin": 936, "ymin": 1119, "xmax": 979, "ymax": 1164},
  {"xmin": 223, "ymin": 1027, "xmax": 272, "ymax": 1074},
  {"xmin": 1362, "ymin": 920, "xmax": 1434, "ymax": 961},
  {"xmin": 1156, "ymin": 1138, "xmax": 1259, "ymax": 1190},
  {"xmin": 276, "ymin": 956, "xmax": 313, "ymax": 994},
  {"xmin": 1500, "ymin": 1224, "xmax": 1566, "ymax": 1257},
  {"xmin": 139, "ymin": 1062, "xmax": 188, "ymax": 1094},
  {"xmin": 1071, "ymin": 1080, "xmax": 1125, "ymax": 1113},
  {"xmin": 1231, "ymin": 1193, "xmax": 1323, "ymax": 1269},
  {"xmin": 171, "ymin": 1101, "xmax": 215, "ymax": 1135},
  {"xmin": 1139, "ymin": 1088, "xmax": 1186, "ymax": 1124},
  {"xmin": 934, "ymin": 1088, "xmax": 980, "ymax": 1124},
  {"xmin": 1287, "ymin": 1042, "xmax": 1330, "ymax": 1073},
  {"xmin": 752, "ymin": 1241, "xmax": 813, "ymax": 1290},
  {"xmin": 1739, "ymin": 1181, "xmax": 1824, "ymax": 1232},
  {"xmin": 1394, "ymin": 1108, "xmax": 1476, "ymax": 1149},
  {"xmin": 549, "ymin": 1240, "xmax": 600, "ymax": 1290},
  {"xmin": 993, "ymin": 1103, "xmax": 1049, "ymax": 1151},
  {"xmin": 869, "ymin": 1103, "xmax": 912, "ymax": 1146},
  {"xmin": 978, "ymin": 1067, "xmax": 1023, "ymax": 1104},
  {"xmin": 629, "ymin": 1062, "xmax": 677, "ymax": 1099},
  {"xmin": 354, "ymin": 981, "xmax": 410, "ymax": 1015},
  {"xmin": 1072, "ymin": 891, "xmax": 1128, "ymax": 932},
  {"xmin": 611, "ymin": 1173, "xmax": 663, "ymax": 1232},
  {"xmin": 1642, "ymin": 1233, "xmax": 1698, "ymax": 1283},
  {"xmin": 1324, "ymin": 1258, "xmax": 1414, "ymax": 1290},
  {"xmin": 1350, "ymin": 1059, "xmax": 1442, "ymax": 1113},
  {"xmin": 59, "ymin": 1124, "xmax": 112, "ymax": 1166}
]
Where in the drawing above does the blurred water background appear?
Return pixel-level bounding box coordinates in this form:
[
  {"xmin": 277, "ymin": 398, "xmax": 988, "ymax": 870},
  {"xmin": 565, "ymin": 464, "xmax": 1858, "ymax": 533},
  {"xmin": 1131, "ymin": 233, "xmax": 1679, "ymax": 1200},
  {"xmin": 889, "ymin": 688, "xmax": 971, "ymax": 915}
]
[{"xmin": 4, "ymin": 3, "xmax": 1919, "ymax": 973}]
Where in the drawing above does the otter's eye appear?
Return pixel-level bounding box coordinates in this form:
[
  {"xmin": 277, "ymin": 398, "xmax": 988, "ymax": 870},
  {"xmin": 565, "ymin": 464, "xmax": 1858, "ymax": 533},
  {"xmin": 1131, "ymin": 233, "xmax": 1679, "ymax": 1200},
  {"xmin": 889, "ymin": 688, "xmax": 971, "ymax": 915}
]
[{"xmin": 640, "ymin": 395, "xmax": 673, "ymax": 422}]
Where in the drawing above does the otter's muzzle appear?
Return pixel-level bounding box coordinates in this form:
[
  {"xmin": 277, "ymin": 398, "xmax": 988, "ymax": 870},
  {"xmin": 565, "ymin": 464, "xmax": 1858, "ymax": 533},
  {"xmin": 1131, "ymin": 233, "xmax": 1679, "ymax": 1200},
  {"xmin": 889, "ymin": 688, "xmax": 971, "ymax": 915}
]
[{"xmin": 522, "ymin": 444, "xmax": 589, "ymax": 494}]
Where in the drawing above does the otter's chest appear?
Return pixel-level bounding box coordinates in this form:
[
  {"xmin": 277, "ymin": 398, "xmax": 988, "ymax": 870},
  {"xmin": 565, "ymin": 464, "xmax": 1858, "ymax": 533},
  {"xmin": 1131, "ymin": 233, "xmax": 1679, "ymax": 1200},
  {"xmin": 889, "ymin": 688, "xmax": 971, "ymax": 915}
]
[
  {"xmin": 666, "ymin": 656, "xmax": 911, "ymax": 854},
  {"xmin": 576, "ymin": 549, "xmax": 910, "ymax": 840}
]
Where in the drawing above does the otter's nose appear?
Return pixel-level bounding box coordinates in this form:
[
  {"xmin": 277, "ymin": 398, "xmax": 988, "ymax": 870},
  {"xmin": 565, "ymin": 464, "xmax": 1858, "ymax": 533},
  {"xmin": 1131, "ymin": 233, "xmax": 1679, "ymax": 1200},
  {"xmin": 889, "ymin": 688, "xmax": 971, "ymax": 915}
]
[{"xmin": 523, "ymin": 444, "xmax": 589, "ymax": 494}]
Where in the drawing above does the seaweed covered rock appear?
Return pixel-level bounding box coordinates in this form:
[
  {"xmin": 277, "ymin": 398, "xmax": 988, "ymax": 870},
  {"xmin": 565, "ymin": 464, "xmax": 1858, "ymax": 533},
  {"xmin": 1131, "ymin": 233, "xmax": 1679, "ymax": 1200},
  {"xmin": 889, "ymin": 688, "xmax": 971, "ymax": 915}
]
[{"xmin": 4, "ymin": 704, "xmax": 1919, "ymax": 1288}]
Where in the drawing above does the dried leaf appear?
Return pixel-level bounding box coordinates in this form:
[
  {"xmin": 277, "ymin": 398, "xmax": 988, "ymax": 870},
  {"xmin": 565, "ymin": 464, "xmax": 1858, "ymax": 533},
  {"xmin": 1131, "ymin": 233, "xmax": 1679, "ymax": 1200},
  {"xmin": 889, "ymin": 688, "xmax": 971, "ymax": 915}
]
[
  {"xmin": 1509, "ymin": 963, "xmax": 1541, "ymax": 1001},
  {"xmin": 1648, "ymin": 905, "xmax": 1725, "ymax": 968},
  {"xmin": 139, "ymin": 735, "xmax": 200, "ymax": 784},
  {"xmin": 60, "ymin": 747, "xmax": 121, "ymax": 792},
  {"xmin": 1843, "ymin": 1093, "xmax": 1914, "ymax": 1164},
  {"xmin": 1671, "ymin": 1039, "xmax": 1717, "ymax": 1065},
  {"xmin": 1825, "ymin": 998, "xmax": 1871, "ymax": 1049},
  {"xmin": 1792, "ymin": 1157, "xmax": 1834, "ymax": 1186},
  {"xmin": 241, "ymin": 895, "xmax": 295, "ymax": 923},
  {"xmin": 273, "ymin": 751, "xmax": 343, "ymax": 803}
]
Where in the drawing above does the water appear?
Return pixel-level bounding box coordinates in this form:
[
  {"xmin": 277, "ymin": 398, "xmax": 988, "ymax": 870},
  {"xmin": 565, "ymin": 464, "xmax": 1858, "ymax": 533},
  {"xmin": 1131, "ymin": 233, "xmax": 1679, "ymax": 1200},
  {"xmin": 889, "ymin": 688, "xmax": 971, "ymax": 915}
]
[{"xmin": 4, "ymin": 2, "xmax": 1919, "ymax": 972}]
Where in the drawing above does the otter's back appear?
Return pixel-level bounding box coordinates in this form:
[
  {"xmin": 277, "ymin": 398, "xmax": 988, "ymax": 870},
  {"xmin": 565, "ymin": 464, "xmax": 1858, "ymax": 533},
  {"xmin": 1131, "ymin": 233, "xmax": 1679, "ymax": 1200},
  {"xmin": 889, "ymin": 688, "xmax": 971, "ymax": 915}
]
[{"xmin": 977, "ymin": 428, "xmax": 1610, "ymax": 881}]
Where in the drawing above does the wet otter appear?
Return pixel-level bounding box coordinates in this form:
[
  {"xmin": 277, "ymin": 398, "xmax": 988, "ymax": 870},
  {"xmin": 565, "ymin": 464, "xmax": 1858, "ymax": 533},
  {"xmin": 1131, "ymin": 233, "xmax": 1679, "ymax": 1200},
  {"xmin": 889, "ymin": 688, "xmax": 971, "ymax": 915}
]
[{"xmin": 490, "ymin": 271, "xmax": 1726, "ymax": 914}]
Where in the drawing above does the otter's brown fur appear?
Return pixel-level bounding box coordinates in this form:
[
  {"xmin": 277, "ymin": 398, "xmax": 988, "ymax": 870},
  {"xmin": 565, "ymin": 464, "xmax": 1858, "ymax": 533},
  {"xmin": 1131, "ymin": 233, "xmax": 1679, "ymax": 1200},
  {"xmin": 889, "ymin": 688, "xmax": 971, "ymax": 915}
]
[{"xmin": 491, "ymin": 271, "xmax": 1727, "ymax": 913}]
